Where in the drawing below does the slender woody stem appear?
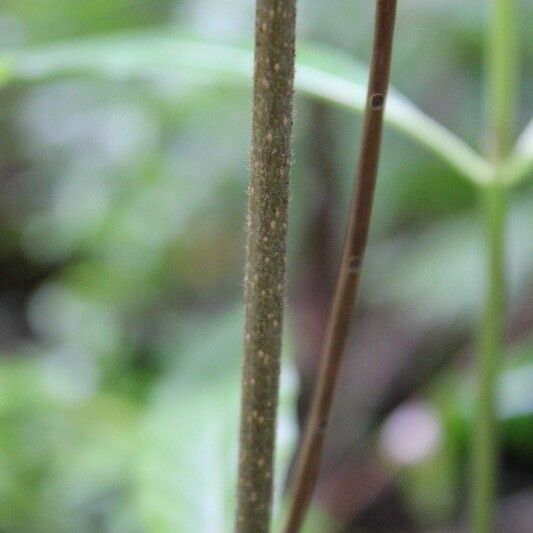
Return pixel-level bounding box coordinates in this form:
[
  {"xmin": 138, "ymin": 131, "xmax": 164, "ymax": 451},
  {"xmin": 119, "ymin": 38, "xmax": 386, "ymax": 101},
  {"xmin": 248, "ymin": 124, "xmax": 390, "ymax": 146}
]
[
  {"xmin": 235, "ymin": 1, "xmax": 297, "ymax": 532},
  {"xmin": 283, "ymin": 2, "xmax": 398, "ymax": 531},
  {"xmin": 472, "ymin": 1, "xmax": 517, "ymax": 531}
]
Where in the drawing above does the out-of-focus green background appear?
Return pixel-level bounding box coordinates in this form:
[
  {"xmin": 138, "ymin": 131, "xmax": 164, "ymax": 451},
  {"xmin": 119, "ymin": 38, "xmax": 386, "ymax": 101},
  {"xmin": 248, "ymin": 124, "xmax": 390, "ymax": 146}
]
[{"xmin": 0, "ymin": 1, "xmax": 531, "ymax": 531}]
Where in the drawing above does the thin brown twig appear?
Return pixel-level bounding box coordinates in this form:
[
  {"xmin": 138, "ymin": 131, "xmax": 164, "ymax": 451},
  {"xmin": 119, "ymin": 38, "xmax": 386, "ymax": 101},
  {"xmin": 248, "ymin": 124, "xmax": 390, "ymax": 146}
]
[{"xmin": 283, "ymin": 2, "xmax": 398, "ymax": 531}]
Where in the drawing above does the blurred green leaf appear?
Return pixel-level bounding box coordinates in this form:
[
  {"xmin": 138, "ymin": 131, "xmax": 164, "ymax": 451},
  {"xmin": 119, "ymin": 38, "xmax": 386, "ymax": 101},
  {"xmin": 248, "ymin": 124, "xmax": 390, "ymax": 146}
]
[
  {"xmin": 434, "ymin": 338, "xmax": 533, "ymax": 455},
  {"xmin": 389, "ymin": 340, "xmax": 533, "ymax": 527},
  {"xmin": 364, "ymin": 192, "xmax": 533, "ymax": 324},
  {"xmin": 2, "ymin": 33, "xmax": 493, "ymax": 185},
  {"xmin": 503, "ymin": 118, "xmax": 533, "ymax": 186},
  {"xmin": 2, "ymin": 0, "xmax": 171, "ymax": 42},
  {"xmin": 136, "ymin": 308, "xmax": 298, "ymax": 532},
  {"xmin": 0, "ymin": 356, "xmax": 139, "ymax": 532}
]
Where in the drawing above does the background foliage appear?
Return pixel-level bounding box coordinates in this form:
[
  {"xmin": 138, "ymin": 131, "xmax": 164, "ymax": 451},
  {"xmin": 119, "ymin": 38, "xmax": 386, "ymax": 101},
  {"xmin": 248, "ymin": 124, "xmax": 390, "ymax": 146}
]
[{"xmin": 0, "ymin": 1, "xmax": 531, "ymax": 531}]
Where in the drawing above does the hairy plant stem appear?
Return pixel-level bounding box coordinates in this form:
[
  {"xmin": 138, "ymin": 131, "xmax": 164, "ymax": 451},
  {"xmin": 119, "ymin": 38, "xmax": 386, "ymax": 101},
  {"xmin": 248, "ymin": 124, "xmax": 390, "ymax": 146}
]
[
  {"xmin": 283, "ymin": 2, "xmax": 397, "ymax": 532},
  {"xmin": 472, "ymin": 1, "xmax": 517, "ymax": 532},
  {"xmin": 235, "ymin": 1, "xmax": 296, "ymax": 532}
]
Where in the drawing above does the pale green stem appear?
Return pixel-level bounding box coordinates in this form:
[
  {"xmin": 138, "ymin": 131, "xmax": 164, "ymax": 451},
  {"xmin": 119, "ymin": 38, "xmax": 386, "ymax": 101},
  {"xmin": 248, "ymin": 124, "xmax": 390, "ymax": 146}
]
[
  {"xmin": 5, "ymin": 35, "xmax": 492, "ymax": 186},
  {"xmin": 7, "ymin": 34, "xmax": 532, "ymax": 186},
  {"xmin": 472, "ymin": 1, "xmax": 517, "ymax": 532},
  {"xmin": 473, "ymin": 184, "xmax": 506, "ymax": 533}
]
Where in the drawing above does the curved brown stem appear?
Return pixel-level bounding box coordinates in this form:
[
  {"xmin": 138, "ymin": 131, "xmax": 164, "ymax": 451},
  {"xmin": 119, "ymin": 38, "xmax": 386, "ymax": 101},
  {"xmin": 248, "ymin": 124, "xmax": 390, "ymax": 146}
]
[{"xmin": 283, "ymin": 2, "xmax": 398, "ymax": 531}]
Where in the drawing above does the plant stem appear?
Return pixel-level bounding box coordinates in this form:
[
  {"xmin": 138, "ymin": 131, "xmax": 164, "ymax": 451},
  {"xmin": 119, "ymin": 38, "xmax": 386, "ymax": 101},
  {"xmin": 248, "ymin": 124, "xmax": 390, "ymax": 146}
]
[
  {"xmin": 473, "ymin": 184, "xmax": 506, "ymax": 533},
  {"xmin": 235, "ymin": 1, "xmax": 296, "ymax": 532},
  {"xmin": 283, "ymin": 2, "xmax": 398, "ymax": 532},
  {"xmin": 14, "ymin": 34, "xmax": 509, "ymax": 187},
  {"xmin": 486, "ymin": 0, "xmax": 517, "ymax": 162},
  {"xmin": 472, "ymin": 1, "xmax": 517, "ymax": 532}
]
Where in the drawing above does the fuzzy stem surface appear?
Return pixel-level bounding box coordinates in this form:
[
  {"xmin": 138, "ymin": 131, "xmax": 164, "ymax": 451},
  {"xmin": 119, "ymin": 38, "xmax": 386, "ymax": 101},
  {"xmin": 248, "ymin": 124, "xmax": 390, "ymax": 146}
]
[{"xmin": 235, "ymin": 1, "xmax": 297, "ymax": 532}]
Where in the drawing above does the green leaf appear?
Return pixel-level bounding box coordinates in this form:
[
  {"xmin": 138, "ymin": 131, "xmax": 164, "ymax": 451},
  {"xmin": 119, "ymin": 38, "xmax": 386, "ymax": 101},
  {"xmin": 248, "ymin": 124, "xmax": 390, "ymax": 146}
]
[
  {"xmin": 136, "ymin": 308, "xmax": 298, "ymax": 532},
  {"xmin": 502, "ymin": 118, "xmax": 533, "ymax": 186},
  {"xmin": 363, "ymin": 192, "xmax": 533, "ymax": 323},
  {"xmin": 3, "ymin": 32, "xmax": 492, "ymax": 186},
  {"xmin": 433, "ymin": 338, "xmax": 533, "ymax": 454},
  {"xmin": 0, "ymin": 356, "xmax": 138, "ymax": 532}
]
